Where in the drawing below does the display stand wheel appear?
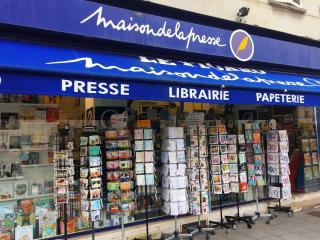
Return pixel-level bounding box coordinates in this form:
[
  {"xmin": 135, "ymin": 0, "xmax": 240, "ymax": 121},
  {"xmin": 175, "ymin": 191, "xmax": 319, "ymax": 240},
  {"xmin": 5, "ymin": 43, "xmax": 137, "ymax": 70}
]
[{"xmin": 288, "ymin": 210, "xmax": 294, "ymax": 217}]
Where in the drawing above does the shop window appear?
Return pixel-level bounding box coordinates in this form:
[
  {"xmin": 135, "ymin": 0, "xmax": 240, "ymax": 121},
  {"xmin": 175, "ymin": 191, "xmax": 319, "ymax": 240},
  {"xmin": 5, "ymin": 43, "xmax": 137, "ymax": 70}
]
[{"xmin": 0, "ymin": 94, "xmax": 318, "ymax": 239}]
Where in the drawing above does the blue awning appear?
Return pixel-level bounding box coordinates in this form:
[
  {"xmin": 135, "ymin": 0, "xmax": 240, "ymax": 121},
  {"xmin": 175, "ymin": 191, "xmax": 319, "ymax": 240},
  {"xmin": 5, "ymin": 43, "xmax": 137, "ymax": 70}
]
[{"xmin": 0, "ymin": 39, "xmax": 320, "ymax": 106}]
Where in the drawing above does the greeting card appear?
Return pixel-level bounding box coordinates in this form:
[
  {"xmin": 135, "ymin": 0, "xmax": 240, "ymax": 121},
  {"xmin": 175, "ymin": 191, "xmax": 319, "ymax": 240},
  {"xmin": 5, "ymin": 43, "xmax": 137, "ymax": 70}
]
[
  {"xmin": 209, "ymin": 135, "xmax": 219, "ymax": 145},
  {"xmin": 279, "ymin": 130, "xmax": 288, "ymax": 142},
  {"xmin": 256, "ymin": 175, "xmax": 266, "ymax": 186},
  {"xmin": 228, "ymin": 154, "xmax": 238, "ymax": 164},
  {"xmin": 211, "ymin": 165, "xmax": 221, "ymax": 174},
  {"xmin": 279, "ymin": 141, "xmax": 289, "ymax": 153},
  {"xmin": 238, "ymin": 153, "xmax": 246, "ymax": 164},
  {"xmin": 269, "ymin": 186, "xmax": 281, "ymax": 199},
  {"xmin": 267, "ymin": 130, "xmax": 278, "ymax": 142},
  {"xmin": 219, "ymin": 134, "xmax": 227, "ymax": 144},
  {"xmin": 227, "ymin": 145, "xmax": 237, "ymax": 154},
  {"xmin": 282, "ymin": 187, "xmax": 292, "ymax": 200},
  {"xmin": 230, "ymin": 173, "xmax": 239, "ymax": 182},
  {"xmin": 267, "ymin": 142, "xmax": 279, "ymax": 153},
  {"xmin": 220, "ymin": 154, "xmax": 228, "ymax": 164},
  {"xmin": 253, "ymin": 132, "xmax": 261, "ymax": 144},
  {"xmin": 213, "ymin": 184, "xmax": 222, "ymax": 194},
  {"xmin": 217, "ymin": 170, "xmax": 228, "ymax": 182},
  {"xmin": 221, "ymin": 164, "xmax": 230, "ymax": 174},
  {"xmin": 230, "ymin": 183, "xmax": 239, "ymax": 193},
  {"xmin": 229, "ymin": 164, "xmax": 238, "ymax": 174},
  {"xmin": 208, "ymin": 127, "xmax": 218, "ymax": 135},
  {"xmin": 210, "ymin": 155, "xmax": 220, "ymax": 164},
  {"xmin": 267, "ymin": 164, "xmax": 280, "ymax": 176},
  {"xmin": 218, "ymin": 125, "xmax": 226, "ymax": 134},
  {"xmin": 253, "ymin": 144, "xmax": 262, "ymax": 154},
  {"xmin": 223, "ymin": 184, "xmax": 231, "ymax": 194},
  {"xmin": 213, "ymin": 175, "xmax": 221, "ymax": 184},
  {"xmin": 227, "ymin": 135, "xmax": 237, "ymax": 144},
  {"xmin": 248, "ymin": 175, "xmax": 256, "ymax": 186},
  {"xmin": 279, "ymin": 153, "xmax": 289, "ymax": 164},
  {"xmin": 220, "ymin": 145, "xmax": 228, "ymax": 154},
  {"xmin": 237, "ymin": 134, "xmax": 245, "ymax": 144},
  {"xmin": 210, "ymin": 145, "xmax": 219, "ymax": 155}
]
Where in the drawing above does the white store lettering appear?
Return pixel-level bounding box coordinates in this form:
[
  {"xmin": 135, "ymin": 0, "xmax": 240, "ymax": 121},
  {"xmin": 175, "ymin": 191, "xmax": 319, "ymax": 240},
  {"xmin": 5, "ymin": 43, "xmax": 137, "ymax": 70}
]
[
  {"xmin": 169, "ymin": 87, "xmax": 229, "ymax": 101},
  {"xmin": 80, "ymin": 7, "xmax": 227, "ymax": 49},
  {"xmin": 61, "ymin": 79, "xmax": 129, "ymax": 96},
  {"xmin": 256, "ymin": 92, "xmax": 304, "ymax": 103}
]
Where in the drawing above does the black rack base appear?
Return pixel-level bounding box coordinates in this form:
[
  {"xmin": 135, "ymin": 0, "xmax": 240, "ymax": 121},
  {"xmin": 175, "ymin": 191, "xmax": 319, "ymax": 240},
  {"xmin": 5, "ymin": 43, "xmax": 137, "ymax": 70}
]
[
  {"xmin": 209, "ymin": 220, "xmax": 234, "ymax": 234},
  {"xmin": 268, "ymin": 205, "xmax": 294, "ymax": 217},
  {"xmin": 224, "ymin": 214, "xmax": 254, "ymax": 229}
]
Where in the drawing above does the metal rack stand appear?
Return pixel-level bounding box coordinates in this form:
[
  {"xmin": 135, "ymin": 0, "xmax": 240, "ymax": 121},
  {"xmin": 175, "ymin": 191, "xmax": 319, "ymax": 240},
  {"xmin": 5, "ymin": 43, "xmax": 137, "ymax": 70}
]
[
  {"xmin": 243, "ymin": 186, "xmax": 272, "ymax": 224},
  {"xmin": 224, "ymin": 193, "xmax": 253, "ymax": 229},
  {"xmin": 267, "ymin": 199, "xmax": 293, "ymax": 217},
  {"xmin": 187, "ymin": 215, "xmax": 215, "ymax": 240},
  {"xmin": 163, "ymin": 216, "xmax": 193, "ymax": 240},
  {"xmin": 209, "ymin": 195, "xmax": 234, "ymax": 234}
]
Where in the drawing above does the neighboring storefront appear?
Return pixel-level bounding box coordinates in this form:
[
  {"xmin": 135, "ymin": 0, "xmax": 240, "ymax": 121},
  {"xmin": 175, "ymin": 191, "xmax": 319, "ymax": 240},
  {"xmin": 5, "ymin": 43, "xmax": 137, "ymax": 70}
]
[{"xmin": 0, "ymin": 1, "xmax": 320, "ymax": 239}]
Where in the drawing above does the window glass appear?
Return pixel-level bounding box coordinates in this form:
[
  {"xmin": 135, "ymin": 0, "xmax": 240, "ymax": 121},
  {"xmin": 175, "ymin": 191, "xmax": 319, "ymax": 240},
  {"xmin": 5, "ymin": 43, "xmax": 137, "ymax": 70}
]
[{"xmin": 0, "ymin": 94, "xmax": 317, "ymax": 239}]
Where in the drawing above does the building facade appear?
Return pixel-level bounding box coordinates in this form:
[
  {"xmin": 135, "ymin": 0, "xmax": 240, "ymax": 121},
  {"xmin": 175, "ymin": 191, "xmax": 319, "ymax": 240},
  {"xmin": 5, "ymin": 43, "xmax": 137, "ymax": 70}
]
[{"xmin": 0, "ymin": 1, "xmax": 319, "ymax": 240}]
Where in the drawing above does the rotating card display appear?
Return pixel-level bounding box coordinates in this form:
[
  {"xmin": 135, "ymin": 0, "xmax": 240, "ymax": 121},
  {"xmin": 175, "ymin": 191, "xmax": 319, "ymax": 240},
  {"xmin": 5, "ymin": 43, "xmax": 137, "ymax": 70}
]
[
  {"xmin": 105, "ymin": 129, "xmax": 134, "ymax": 215},
  {"xmin": 134, "ymin": 128, "xmax": 156, "ymax": 212},
  {"xmin": 80, "ymin": 134, "xmax": 103, "ymax": 222},
  {"xmin": 237, "ymin": 133, "xmax": 248, "ymax": 193},
  {"xmin": 244, "ymin": 122, "xmax": 265, "ymax": 188},
  {"xmin": 186, "ymin": 124, "xmax": 209, "ymax": 215},
  {"xmin": 266, "ymin": 130, "xmax": 291, "ymax": 199},
  {"xmin": 209, "ymin": 124, "xmax": 235, "ymax": 195},
  {"xmin": 161, "ymin": 127, "xmax": 188, "ymax": 216}
]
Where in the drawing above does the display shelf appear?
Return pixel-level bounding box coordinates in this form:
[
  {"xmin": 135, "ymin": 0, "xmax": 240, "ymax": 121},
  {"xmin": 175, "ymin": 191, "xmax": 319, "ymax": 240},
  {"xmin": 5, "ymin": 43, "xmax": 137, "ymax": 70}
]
[
  {"xmin": 0, "ymin": 193, "xmax": 54, "ymax": 202},
  {"xmin": 0, "ymin": 102, "xmax": 58, "ymax": 108},
  {"xmin": 21, "ymin": 163, "xmax": 53, "ymax": 168},
  {"xmin": 0, "ymin": 176, "xmax": 24, "ymax": 181},
  {"xmin": 0, "ymin": 147, "xmax": 51, "ymax": 152}
]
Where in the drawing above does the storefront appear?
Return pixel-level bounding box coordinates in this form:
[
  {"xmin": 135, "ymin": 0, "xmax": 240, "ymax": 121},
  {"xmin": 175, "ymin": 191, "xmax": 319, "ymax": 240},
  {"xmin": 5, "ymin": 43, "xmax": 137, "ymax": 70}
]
[{"xmin": 0, "ymin": 1, "xmax": 320, "ymax": 239}]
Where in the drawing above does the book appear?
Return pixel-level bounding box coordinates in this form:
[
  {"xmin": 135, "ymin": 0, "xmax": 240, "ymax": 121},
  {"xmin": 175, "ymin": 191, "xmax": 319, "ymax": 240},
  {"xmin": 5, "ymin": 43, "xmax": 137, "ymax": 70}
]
[
  {"xmin": 14, "ymin": 181, "xmax": 28, "ymax": 198},
  {"xmin": 39, "ymin": 211, "xmax": 56, "ymax": 238},
  {"xmin": 0, "ymin": 183, "xmax": 14, "ymax": 199},
  {"xmin": 15, "ymin": 225, "xmax": 33, "ymax": 240}
]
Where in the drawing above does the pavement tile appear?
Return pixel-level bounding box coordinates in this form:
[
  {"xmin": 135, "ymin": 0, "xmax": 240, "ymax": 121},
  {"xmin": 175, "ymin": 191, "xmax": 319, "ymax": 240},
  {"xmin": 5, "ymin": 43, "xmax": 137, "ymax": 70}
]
[
  {"xmin": 187, "ymin": 210, "xmax": 320, "ymax": 240},
  {"xmin": 280, "ymin": 233, "xmax": 309, "ymax": 240}
]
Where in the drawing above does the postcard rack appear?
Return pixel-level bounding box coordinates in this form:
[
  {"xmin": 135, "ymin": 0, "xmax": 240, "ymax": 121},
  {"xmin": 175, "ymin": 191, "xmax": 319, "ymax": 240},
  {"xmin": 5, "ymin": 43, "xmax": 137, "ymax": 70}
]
[
  {"xmin": 79, "ymin": 126, "xmax": 103, "ymax": 240},
  {"xmin": 266, "ymin": 128, "xmax": 293, "ymax": 217},
  {"xmin": 53, "ymin": 129, "xmax": 75, "ymax": 240}
]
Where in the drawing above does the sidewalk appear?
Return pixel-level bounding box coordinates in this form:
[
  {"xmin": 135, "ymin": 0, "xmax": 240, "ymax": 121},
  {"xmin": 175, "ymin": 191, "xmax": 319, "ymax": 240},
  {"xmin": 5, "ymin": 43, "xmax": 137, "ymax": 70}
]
[{"xmin": 194, "ymin": 208, "xmax": 320, "ymax": 240}]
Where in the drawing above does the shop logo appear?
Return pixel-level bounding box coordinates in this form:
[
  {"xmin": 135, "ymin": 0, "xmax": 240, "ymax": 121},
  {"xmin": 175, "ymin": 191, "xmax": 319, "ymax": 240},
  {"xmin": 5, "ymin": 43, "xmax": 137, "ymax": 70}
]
[{"xmin": 229, "ymin": 29, "xmax": 254, "ymax": 62}]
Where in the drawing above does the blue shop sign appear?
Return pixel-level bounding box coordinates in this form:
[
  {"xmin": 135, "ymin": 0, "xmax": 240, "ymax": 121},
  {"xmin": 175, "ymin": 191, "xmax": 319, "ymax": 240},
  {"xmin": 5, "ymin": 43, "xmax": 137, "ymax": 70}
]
[
  {"xmin": 0, "ymin": 72, "xmax": 318, "ymax": 106},
  {"xmin": 0, "ymin": 0, "xmax": 319, "ymax": 69},
  {"xmin": 0, "ymin": 39, "xmax": 320, "ymax": 94}
]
